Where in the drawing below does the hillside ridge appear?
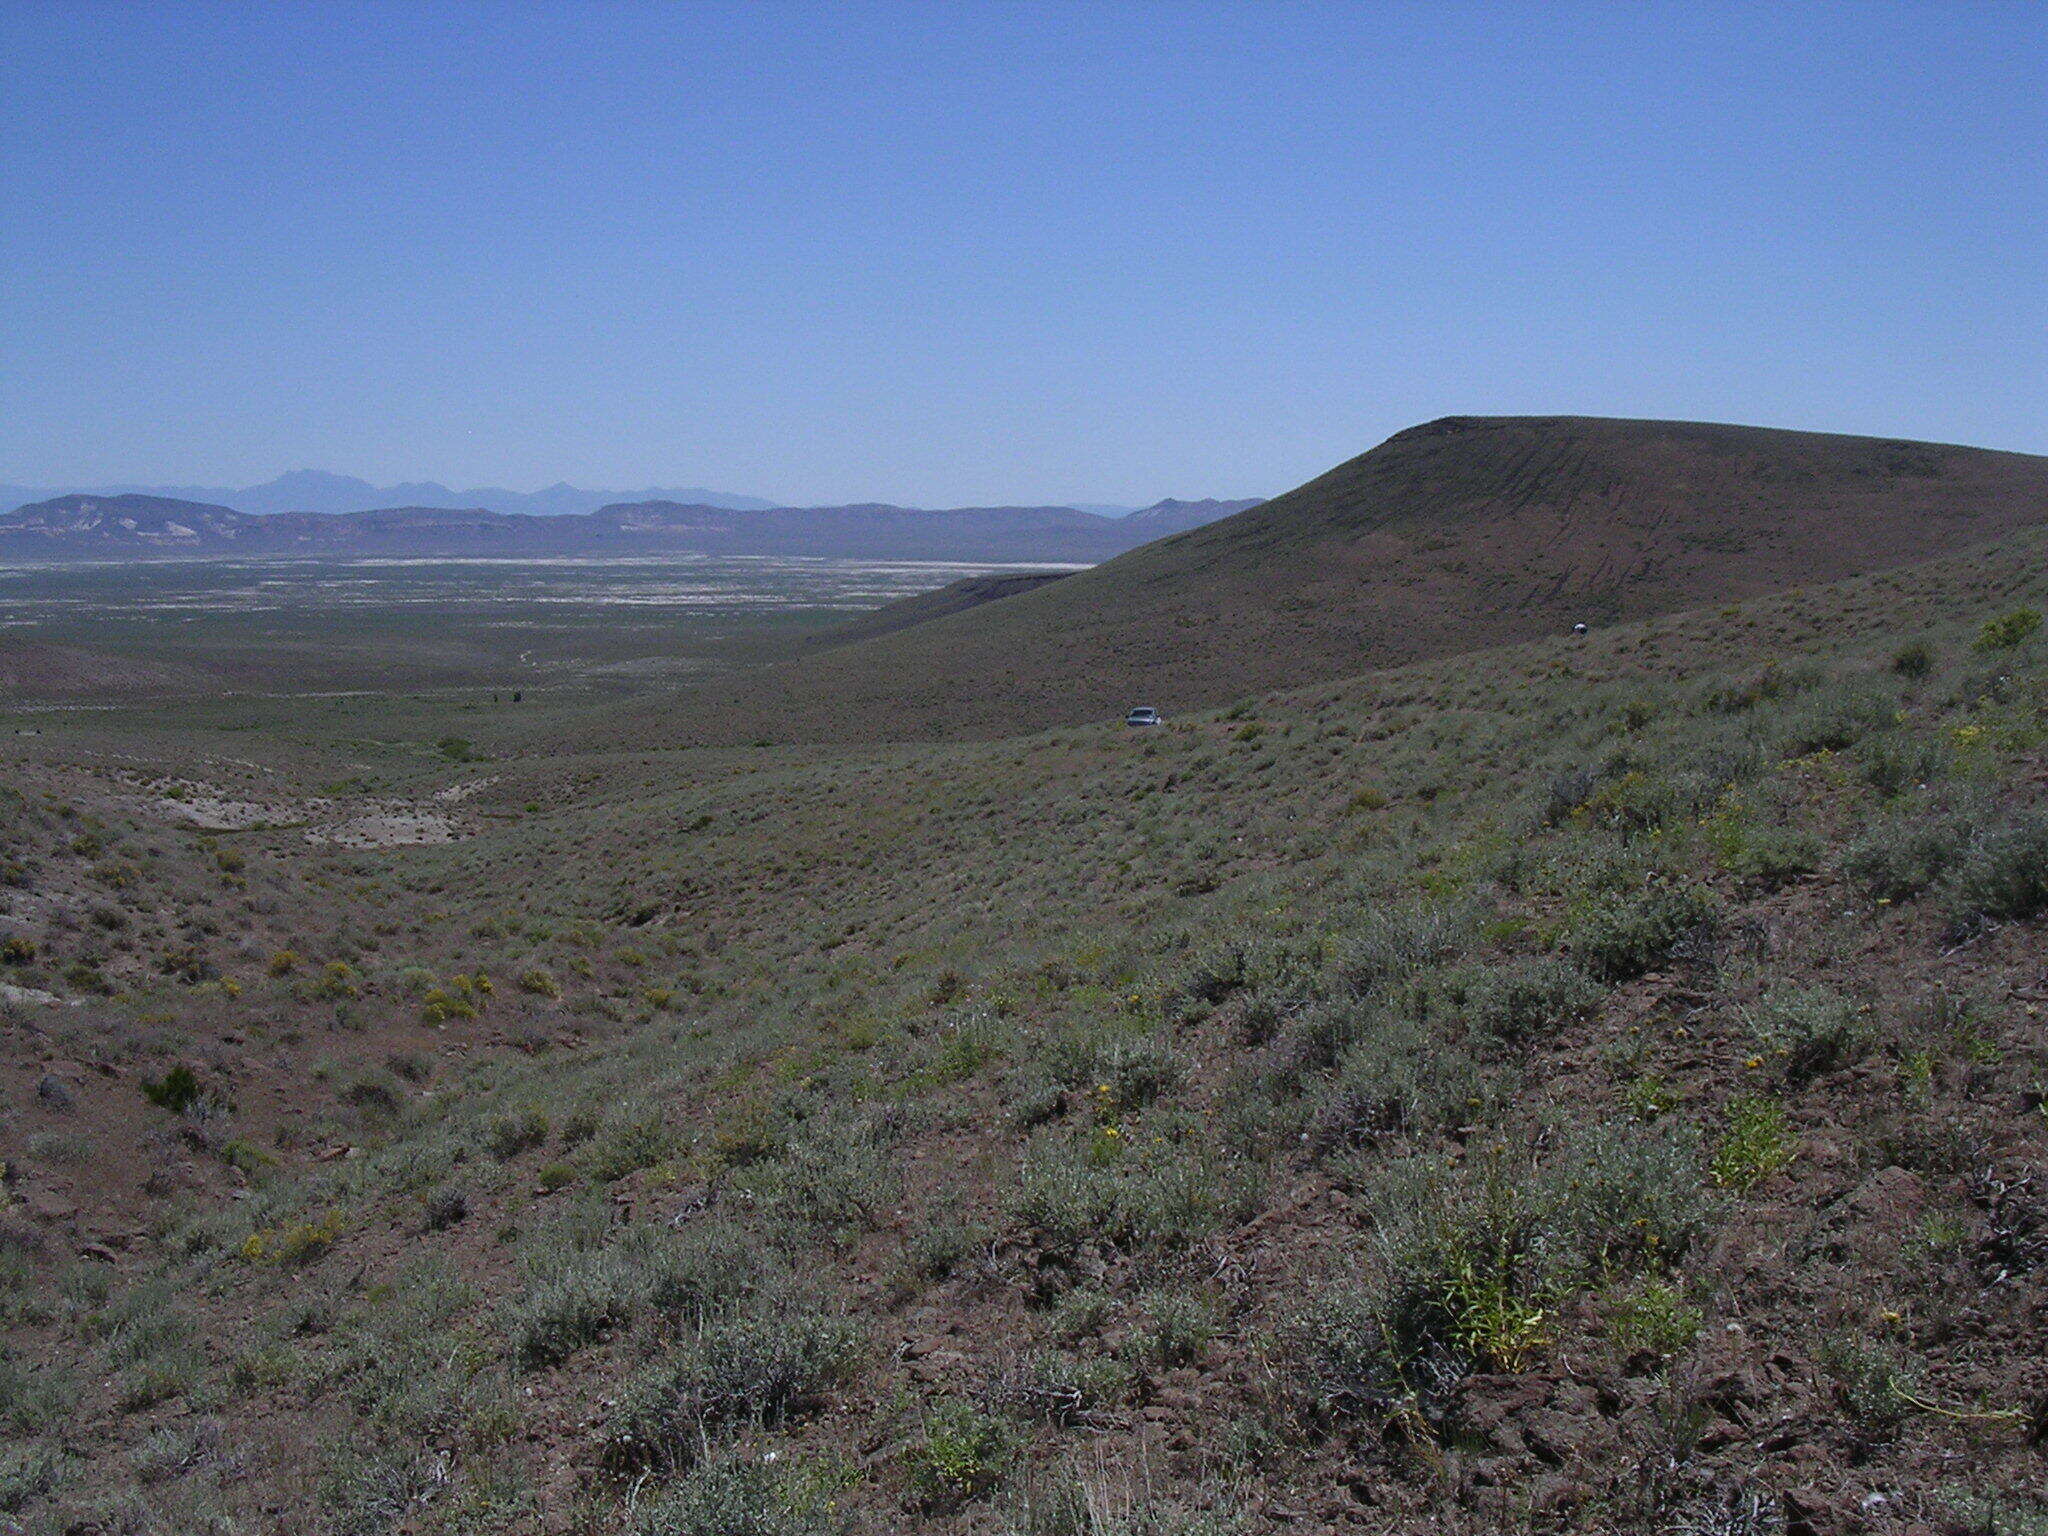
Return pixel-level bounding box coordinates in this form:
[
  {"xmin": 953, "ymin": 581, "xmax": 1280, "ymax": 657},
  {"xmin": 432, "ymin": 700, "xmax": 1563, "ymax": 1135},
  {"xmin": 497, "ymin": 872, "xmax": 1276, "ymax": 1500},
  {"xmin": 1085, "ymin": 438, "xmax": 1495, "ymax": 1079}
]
[{"xmin": 614, "ymin": 414, "xmax": 2048, "ymax": 746}]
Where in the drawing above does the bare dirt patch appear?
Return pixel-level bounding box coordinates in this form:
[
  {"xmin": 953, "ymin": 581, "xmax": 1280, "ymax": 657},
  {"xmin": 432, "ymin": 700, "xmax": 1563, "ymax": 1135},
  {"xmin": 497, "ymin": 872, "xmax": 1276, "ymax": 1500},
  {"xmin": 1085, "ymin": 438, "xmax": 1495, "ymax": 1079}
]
[{"xmin": 304, "ymin": 810, "xmax": 458, "ymax": 848}]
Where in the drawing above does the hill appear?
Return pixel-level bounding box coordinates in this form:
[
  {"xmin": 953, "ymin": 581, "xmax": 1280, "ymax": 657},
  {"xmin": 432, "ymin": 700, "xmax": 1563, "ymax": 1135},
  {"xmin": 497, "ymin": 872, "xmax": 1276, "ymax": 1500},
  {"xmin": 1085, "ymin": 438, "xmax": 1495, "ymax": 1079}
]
[
  {"xmin": 815, "ymin": 570, "xmax": 1076, "ymax": 646},
  {"xmin": 626, "ymin": 415, "xmax": 2048, "ymax": 745}
]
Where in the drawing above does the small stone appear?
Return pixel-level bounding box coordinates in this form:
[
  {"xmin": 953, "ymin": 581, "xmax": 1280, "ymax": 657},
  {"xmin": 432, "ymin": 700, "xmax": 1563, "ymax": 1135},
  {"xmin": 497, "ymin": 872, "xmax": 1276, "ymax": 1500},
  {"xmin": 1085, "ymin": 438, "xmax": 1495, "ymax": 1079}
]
[
  {"xmin": 35, "ymin": 1075, "xmax": 73, "ymax": 1110},
  {"xmin": 26, "ymin": 1192, "xmax": 76, "ymax": 1222}
]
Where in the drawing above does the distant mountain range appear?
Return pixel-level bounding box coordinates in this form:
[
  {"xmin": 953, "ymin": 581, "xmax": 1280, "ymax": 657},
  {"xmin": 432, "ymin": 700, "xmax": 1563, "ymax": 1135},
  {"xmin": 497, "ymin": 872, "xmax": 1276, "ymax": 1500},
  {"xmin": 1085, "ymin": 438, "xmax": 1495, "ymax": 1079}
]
[
  {"xmin": 0, "ymin": 471, "xmax": 779, "ymax": 518},
  {"xmin": 0, "ymin": 493, "xmax": 1266, "ymax": 564},
  {"xmin": 0, "ymin": 475, "xmax": 1212, "ymax": 522}
]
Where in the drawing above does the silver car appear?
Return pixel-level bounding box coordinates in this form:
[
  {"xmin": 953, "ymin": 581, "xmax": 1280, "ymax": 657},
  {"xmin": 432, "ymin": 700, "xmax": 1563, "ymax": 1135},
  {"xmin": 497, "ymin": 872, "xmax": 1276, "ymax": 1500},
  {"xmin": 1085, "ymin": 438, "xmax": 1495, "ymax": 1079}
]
[{"xmin": 1125, "ymin": 707, "xmax": 1163, "ymax": 727}]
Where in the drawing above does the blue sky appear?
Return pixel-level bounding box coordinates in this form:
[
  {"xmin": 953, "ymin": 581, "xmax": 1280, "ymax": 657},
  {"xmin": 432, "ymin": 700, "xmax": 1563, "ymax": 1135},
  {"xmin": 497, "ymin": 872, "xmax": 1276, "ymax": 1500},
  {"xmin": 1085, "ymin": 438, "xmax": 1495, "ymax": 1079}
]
[{"xmin": 3, "ymin": 0, "xmax": 2043, "ymax": 506}]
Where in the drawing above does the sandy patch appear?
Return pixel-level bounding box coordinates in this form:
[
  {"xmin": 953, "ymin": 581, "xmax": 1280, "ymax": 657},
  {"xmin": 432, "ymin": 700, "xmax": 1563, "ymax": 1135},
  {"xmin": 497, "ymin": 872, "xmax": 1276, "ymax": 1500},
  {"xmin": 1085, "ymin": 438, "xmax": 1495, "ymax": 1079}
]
[
  {"xmin": 431, "ymin": 775, "xmax": 498, "ymax": 804},
  {"xmin": 0, "ymin": 981, "xmax": 74, "ymax": 1007},
  {"xmin": 109, "ymin": 771, "xmax": 473, "ymax": 848},
  {"xmin": 304, "ymin": 813, "xmax": 457, "ymax": 849},
  {"xmin": 154, "ymin": 794, "xmax": 311, "ymax": 830}
]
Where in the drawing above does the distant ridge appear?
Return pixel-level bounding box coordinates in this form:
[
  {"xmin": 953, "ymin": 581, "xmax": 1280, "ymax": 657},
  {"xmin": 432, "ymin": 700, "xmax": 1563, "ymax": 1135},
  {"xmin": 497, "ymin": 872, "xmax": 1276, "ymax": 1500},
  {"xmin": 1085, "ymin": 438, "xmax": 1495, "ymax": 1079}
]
[
  {"xmin": 1120, "ymin": 496, "xmax": 1264, "ymax": 527},
  {"xmin": 615, "ymin": 415, "xmax": 2048, "ymax": 744},
  {"xmin": 0, "ymin": 473, "xmax": 777, "ymax": 517},
  {"xmin": 0, "ymin": 492, "xmax": 1262, "ymax": 564}
]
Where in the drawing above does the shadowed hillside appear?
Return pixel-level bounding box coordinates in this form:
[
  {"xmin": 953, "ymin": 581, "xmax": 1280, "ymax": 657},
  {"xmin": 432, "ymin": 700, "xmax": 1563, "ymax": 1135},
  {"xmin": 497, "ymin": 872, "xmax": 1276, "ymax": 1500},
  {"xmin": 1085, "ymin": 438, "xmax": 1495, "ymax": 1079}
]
[
  {"xmin": 620, "ymin": 416, "xmax": 2048, "ymax": 746},
  {"xmin": 812, "ymin": 570, "xmax": 1076, "ymax": 647}
]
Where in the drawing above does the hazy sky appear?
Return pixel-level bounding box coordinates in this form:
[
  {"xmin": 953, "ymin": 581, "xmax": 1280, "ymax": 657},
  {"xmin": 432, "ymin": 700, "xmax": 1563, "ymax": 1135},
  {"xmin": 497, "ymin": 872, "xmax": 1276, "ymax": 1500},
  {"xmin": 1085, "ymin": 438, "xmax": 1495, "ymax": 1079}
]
[{"xmin": 3, "ymin": 1, "xmax": 2044, "ymax": 507}]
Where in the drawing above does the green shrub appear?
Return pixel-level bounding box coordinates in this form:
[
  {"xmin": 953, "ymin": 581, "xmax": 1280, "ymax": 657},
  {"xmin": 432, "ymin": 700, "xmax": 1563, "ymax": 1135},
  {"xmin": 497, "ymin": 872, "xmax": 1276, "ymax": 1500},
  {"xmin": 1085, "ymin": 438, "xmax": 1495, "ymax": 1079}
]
[
  {"xmin": 1840, "ymin": 807, "xmax": 1975, "ymax": 900},
  {"xmin": 1579, "ymin": 769, "xmax": 1703, "ymax": 842},
  {"xmin": 643, "ymin": 1222, "xmax": 766, "ymax": 1326},
  {"xmin": 1311, "ymin": 1010, "xmax": 1485, "ymax": 1148},
  {"xmin": 1012, "ymin": 1135, "xmax": 1258, "ymax": 1259},
  {"xmin": 1891, "ymin": 640, "xmax": 1935, "ymax": 678},
  {"xmin": 342, "ymin": 1073, "xmax": 401, "ymax": 1114},
  {"xmin": 241, "ymin": 1211, "xmax": 345, "ymax": 1265},
  {"xmin": 599, "ymin": 1308, "xmax": 860, "ymax": 1471},
  {"xmin": 139, "ymin": 1065, "xmax": 203, "ymax": 1113},
  {"xmin": 422, "ymin": 987, "xmax": 479, "ymax": 1023},
  {"xmin": 517, "ymin": 967, "xmax": 561, "ymax": 998},
  {"xmin": 734, "ymin": 1112, "xmax": 894, "ymax": 1232},
  {"xmin": 1607, "ymin": 1279, "xmax": 1703, "ymax": 1356},
  {"xmin": 1943, "ymin": 812, "xmax": 2048, "ymax": 935},
  {"xmin": 1303, "ymin": 1125, "xmax": 1708, "ymax": 1394},
  {"xmin": 315, "ymin": 960, "xmax": 360, "ymax": 1000},
  {"xmin": 535, "ymin": 1161, "xmax": 579, "ymax": 1192},
  {"xmin": 634, "ymin": 1448, "xmax": 844, "ymax": 1536},
  {"xmin": 1705, "ymin": 802, "xmax": 1823, "ymax": 887},
  {"xmin": 1972, "ymin": 608, "xmax": 2043, "ymax": 653},
  {"xmin": 0, "ymin": 1441, "xmax": 65, "ymax": 1515},
  {"xmin": 1005, "ymin": 1464, "xmax": 1248, "ymax": 1536},
  {"xmin": 1711, "ymin": 1096, "xmax": 1795, "ymax": 1191},
  {"xmin": 1777, "ymin": 685, "xmax": 1896, "ymax": 755},
  {"xmin": 508, "ymin": 1250, "xmax": 640, "ymax": 1368},
  {"xmin": 905, "ymin": 1398, "xmax": 1011, "ymax": 1507},
  {"xmin": 486, "ymin": 1108, "xmax": 550, "ymax": 1160},
  {"xmin": 583, "ymin": 1113, "xmax": 677, "ymax": 1183},
  {"xmin": 1621, "ymin": 1070, "xmax": 1679, "ymax": 1123},
  {"xmin": 1458, "ymin": 956, "xmax": 1603, "ymax": 1045},
  {"xmin": 1122, "ymin": 1287, "xmax": 1218, "ymax": 1368},
  {"xmin": 1744, "ymin": 985, "xmax": 1868, "ymax": 1085},
  {"xmin": 1566, "ymin": 885, "xmax": 1715, "ymax": 982},
  {"xmin": 1333, "ymin": 902, "xmax": 1467, "ymax": 994},
  {"xmin": 1011, "ymin": 1348, "xmax": 1135, "ymax": 1424}
]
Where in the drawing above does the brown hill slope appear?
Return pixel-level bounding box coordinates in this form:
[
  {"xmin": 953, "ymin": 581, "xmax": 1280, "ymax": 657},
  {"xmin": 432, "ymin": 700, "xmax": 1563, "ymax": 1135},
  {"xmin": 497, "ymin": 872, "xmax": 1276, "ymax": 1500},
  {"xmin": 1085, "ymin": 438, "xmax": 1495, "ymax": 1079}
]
[
  {"xmin": 612, "ymin": 415, "xmax": 2048, "ymax": 746},
  {"xmin": 811, "ymin": 569, "xmax": 1076, "ymax": 647},
  {"xmin": 0, "ymin": 641, "xmax": 226, "ymax": 697}
]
